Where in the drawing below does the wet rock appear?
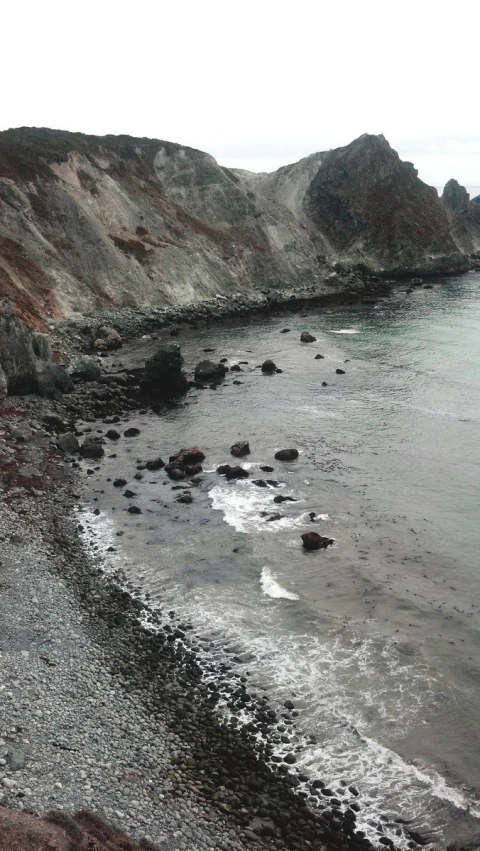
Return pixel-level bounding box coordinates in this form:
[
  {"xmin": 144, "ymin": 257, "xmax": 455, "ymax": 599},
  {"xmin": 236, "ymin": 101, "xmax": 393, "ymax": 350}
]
[
  {"xmin": 301, "ymin": 531, "xmax": 334, "ymax": 550},
  {"xmin": 145, "ymin": 457, "xmax": 165, "ymax": 471},
  {"xmin": 176, "ymin": 493, "xmax": 193, "ymax": 504},
  {"xmin": 336, "ymin": 368, "xmax": 345, "ymax": 374},
  {"xmin": 281, "ymin": 328, "xmax": 291, "ymax": 333},
  {"xmin": 106, "ymin": 429, "xmax": 121, "ymax": 440},
  {"xmin": 349, "ymin": 785, "xmax": 359, "ymax": 796},
  {"xmin": 283, "ymin": 752, "xmax": 297, "ymax": 764},
  {"xmin": 322, "ymin": 381, "xmax": 328, "ymax": 386},
  {"xmin": 230, "ymin": 364, "xmax": 242, "ymax": 372},
  {"xmin": 80, "ymin": 439, "xmax": 105, "ymax": 459},
  {"xmin": 70, "ymin": 356, "xmax": 102, "ymax": 382},
  {"xmin": 266, "ymin": 513, "xmax": 284, "ymax": 522},
  {"xmin": 93, "ymin": 325, "xmax": 122, "ymax": 350},
  {"xmin": 124, "ymin": 427, "xmax": 140, "ymax": 437},
  {"xmin": 275, "ymin": 448, "xmax": 299, "ymax": 461},
  {"xmin": 165, "ymin": 463, "xmax": 185, "ymax": 481},
  {"xmin": 113, "ymin": 478, "xmax": 127, "ymax": 487},
  {"xmin": 217, "ymin": 464, "xmax": 231, "ymax": 475},
  {"xmin": 230, "ymin": 440, "xmax": 250, "ymax": 458},
  {"xmin": 226, "ymin": 465, "xmax": 250, "ymax": 480},
  {"xmin": 260, "ymin": 465, "xmax": 274, "ymax": 472},
  {"xmin": 194, "ymin": 360, "xmax": 227, "ymax": 381},
  {"xmin": 253, "ymin": 479, "xmax": 268, "ymax": 487},
  {"xmin": 128, "ymin": 505, "xmax": 142, "ymax": 514},
  {"xmin": 315, "ymin": 353, "xmax": 325, "ymax": 359},
  {"xmin": 123, "ymin": 490, "xmax": 136, "ymax": 498},
  {"xmin": 57, "ymin": 432, "xmax": 80, "ymax": 455},
  {"xmin": 301, "ymin": 331, "xmax": 316, "ymax": 343},
  {"xmin": 170, "ymin": 447, "xmax": 206, "ymax": 465},
  {"xmin": 142, "ymin": 344, "xmax": 189, "ymax": 396},
  {"xmin": 284, "ymin": 700, "xmax": 295, "ymax": 710},
  {"xmin": 261, "ymin": 359, "xmax": 277, "ymax": 373},
  {"xmin": 274, "ymin": 495, "xmax": 297, "ymax": 503},
  {"xmin": 183, "ymin": 463, "xmax": 202, "ymax": 476}
]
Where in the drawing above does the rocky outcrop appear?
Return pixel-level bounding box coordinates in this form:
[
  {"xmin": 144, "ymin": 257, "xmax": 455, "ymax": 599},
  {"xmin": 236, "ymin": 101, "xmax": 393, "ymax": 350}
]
[
  {"xmin": 141, "ymin": 343, "xmax": 188, "ymax": 397},
  {"xmin": 0, "ymin": 128, "xmax": 474, "ymax": 331},
  {"xmin": 0, "ymin": 299, "xmax": 70, "ymax": 398},
  {"xmin": 299, "ymin": 135, "xmax": 468, "ymax": 275},
  {"xmin": 441, "ymin": 179, "xmax": 480, "ymax": 255}
]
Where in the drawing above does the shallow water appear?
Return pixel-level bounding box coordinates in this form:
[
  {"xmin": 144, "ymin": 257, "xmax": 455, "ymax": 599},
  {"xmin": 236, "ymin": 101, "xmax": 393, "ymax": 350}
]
[{"xmin": 80, "ymin": 274, "xmax": 480, "ymax": 849}]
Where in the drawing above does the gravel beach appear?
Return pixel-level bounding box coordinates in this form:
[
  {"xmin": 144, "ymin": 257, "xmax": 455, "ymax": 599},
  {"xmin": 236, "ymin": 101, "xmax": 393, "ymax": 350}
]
[{"xmin": 0, "ymin": 392, "xmax": 376, "ymax": 851}]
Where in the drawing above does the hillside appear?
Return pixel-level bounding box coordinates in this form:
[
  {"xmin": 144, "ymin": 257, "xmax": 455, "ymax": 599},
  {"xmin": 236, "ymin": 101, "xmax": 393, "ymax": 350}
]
[{"xmin": 0, "ymin": 127, "xmax": 473, "ymax": 329}]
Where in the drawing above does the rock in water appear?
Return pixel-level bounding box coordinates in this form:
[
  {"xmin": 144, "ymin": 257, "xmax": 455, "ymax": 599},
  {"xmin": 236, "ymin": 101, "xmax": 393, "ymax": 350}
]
[
  {"xmin": 230, "ymin": 440, "xmax": 250, "ymax": 457},
  {"xmin": 274, "ymin": 448, "xmax": 299, "ymax": 461},
  {"xmin": 194, "ymin": 360, "xmax": 228, "ymax": 381},
  {"xmin": 336, "ymin": 368, "xmax": 345, "ymax": 374},
  {"xmin": 300, "ymin": 331, "xmax": 316, "ymax": 343},
  {"xmin": 225, "ymin": 465, "xmax": 249, "ymax": 480},
  {"xmin": 301, "ymin": 532, "xmax": 334, "ymax": 550},
  {"xmin": 261, "ymin": 359, "xmax": 277, "ymax": 373},
  {"xmin": 141, "ymin": 344, "xmax": 188, "ymax": 397},
  {"xmin": 170, "ymin": 447, "xmax": 206, "ymax": 465}
]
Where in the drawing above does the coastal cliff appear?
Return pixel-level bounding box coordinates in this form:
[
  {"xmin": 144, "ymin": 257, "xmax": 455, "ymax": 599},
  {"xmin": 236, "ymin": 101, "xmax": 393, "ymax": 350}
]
[{"xmin": 0, "ymin": 128, "xmax": 474, "ymax": 330}]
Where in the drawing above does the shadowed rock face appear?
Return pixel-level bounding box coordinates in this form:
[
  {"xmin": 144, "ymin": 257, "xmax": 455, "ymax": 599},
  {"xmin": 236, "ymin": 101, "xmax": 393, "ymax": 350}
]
[
  {"xmin": 303, "ymin": 134, "xmax": 469, "ymax": 276},
  {"xmin": 0, "ymin": 128, "xmax": 474, "ymax": 327}
]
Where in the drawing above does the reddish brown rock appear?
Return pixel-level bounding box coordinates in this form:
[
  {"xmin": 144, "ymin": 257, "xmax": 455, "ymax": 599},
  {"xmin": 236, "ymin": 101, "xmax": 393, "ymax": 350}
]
[
  {"xmin": 301, "ymin": 531, "xmax": 334, "ymax": 550},
  {"xmin": 230, "ymin": 440, "xmax": 250, "ymax": 458},
  {"xmin": 170, "ymin": 447, "xmax": 206, "ymax": 466}
]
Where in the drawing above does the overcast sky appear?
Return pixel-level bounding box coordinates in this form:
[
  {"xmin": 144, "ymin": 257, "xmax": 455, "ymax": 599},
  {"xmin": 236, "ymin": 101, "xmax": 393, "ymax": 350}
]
[{"xmin": 3, "ymin": 0, "xmax": 479, "ymax": 188}]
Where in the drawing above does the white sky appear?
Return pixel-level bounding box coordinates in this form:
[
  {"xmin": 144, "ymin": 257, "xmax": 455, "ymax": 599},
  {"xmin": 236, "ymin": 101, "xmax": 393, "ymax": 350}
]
[{"xmin": 2, "ymin": 0, "xmax": 479, "ymax": 188}]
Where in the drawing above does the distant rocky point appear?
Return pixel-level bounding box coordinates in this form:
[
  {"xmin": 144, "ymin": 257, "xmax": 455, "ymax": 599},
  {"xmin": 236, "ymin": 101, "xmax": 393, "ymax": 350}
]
[{"xmin": 0, "ymin": 127, "xmax": 478, "ymax": 329}]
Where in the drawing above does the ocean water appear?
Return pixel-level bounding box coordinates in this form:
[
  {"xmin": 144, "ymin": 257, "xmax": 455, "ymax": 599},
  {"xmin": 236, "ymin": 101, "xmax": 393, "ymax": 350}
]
[{"xmin": 80, "ymin": 273, "xmax": 480, "ymax": 849}]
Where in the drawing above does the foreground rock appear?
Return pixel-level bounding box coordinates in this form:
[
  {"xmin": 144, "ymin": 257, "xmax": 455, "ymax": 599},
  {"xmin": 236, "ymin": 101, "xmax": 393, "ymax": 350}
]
[
  {"xmin": 301, "ymin": 531, "xmax": 334, "ymax": 550},
  {"xmin": 300, "ymin": 331, "xmax": 316, "ymax": 343},
  {"xmin": 261, "ymin": 359, "xmax": 277, "ymax": 373},
  {"xmin": 217, "ymin": 464, "xmax": 249, "ymax": 479},
  {"xmin": 141, "ymin": 344, "xmax": 188, "ymax": 397}
]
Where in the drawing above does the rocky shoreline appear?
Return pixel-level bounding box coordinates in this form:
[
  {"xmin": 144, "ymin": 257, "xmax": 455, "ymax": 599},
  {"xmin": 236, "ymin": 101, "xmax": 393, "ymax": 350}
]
[
  {"xmin": 0, "ymin": 280, "xmax": 458, "ymax": 851},
  {"xmin": 0, "ymin": 387, "xmax": 390, "ymax": 851}
]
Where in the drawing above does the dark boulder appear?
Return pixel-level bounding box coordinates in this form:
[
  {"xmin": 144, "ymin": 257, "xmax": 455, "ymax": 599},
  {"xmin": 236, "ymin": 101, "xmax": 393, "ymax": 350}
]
[
  {"xmin": 275, "ymin": 448, "xmax": 299, "ymax": 461},
  {"xmin": 141, "ymin": 344, "xmax": 189, "ymax": 397},
  {"xmin": 106, "ymin": 429, "xmax": 121, "ymax": 440},
  {"xmin": 194, "ymin": 360, "xmax": 227, "ymax": 381},
  {"xmin": 260, "ymin": 465, "xmax": 274, "ymax": 472},
  {"xmin": 145, "ymin": 457, "xmax": 165, "ymax": 471},
  {"xmin": 170, "ymin": 447, "xmax": 205, "ymax": 466},
  {"xmin": 274, "ymin": 495, "xmax": 297, "ymax": 503},
  {"xmin": 80, "ymin": 439, "xmax": 105, "ymax": 460},
  {"xmin": 261, "ymin": 359, "xmax": 277, "ymax": 373},
  {"xmin": 336, "ymin": 368, "xmax": 345, "ymax": 374},
  {"xmin": 128, "ymin": 505, "xmax": 142, "ymax": 514},
  {"xmin": 315, "ymin": 353, "xmax": 325, "ymax": 359},
  {"xmin": 301, "ymin": 532, "xmax": 334, "ymax": 550},
  {"xmin": 231, "ymin": 441, "xmax": 250, "ymax": 458},
  {"xmin": 176, "ymin": 493, "xmax": 193, "ymax": 504},
  {"xmin": 113, "ymin": 478, "xmax": 127, "ymax": 487},
  {"xmin": 70, "ymin": 356, "xmax": 102, "ymax": 382},
  {"xmin": 300, "ymin": 331, "xmax": 316, "ymax": 343},
  {"xmin": 165, "ymin": 463, "xmax": 185, "ymax": 481},
  {"xmin": 226, "ymin": 465, "xmax": 250, "ymax": 480},
  {"xmin": 124, "ymin": 427, "xmax": 140, "ymax": 437},
  {"xmin": 253, "ymin": 479, "xmax": 268, "ymax": 487},
  {"xmin": 57, "ymin": 432, "xmax": 80, "ymax": 455},
  {"xmin": 183, "ymin": 463, "xmax": 203, "ymax": 476}
]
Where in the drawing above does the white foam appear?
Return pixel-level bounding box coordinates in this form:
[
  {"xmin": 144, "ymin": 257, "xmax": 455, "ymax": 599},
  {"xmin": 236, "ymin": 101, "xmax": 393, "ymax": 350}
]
[
  {"xmin": 329, "ymin": 328, "xmax": 360, "ymax": 334},
  {"xmin": 260, "ymin": 567, "xmax": 299, "ymax": 600},
  {"xmin": 209, "ymin": 482, "xmax": 306, "ymax": 533}
]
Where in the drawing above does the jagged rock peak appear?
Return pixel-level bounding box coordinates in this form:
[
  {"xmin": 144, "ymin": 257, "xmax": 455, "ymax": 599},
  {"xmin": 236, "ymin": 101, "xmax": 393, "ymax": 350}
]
[{"xmin": 442, "ymin": 179, "xmax": 470, "ymax": 213}]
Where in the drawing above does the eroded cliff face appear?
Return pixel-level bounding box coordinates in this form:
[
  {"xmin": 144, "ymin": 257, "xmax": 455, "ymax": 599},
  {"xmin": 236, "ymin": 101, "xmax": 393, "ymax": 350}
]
[{"xmin": 0, "ymin": 128, "xmax": 473, "ymax": 329}]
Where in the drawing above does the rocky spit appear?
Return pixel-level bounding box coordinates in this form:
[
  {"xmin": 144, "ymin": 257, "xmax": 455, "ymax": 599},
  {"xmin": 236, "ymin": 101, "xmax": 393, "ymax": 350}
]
[{"xmin": 0, "ymin": 380, "xmax": 383, "ymax": 851}]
